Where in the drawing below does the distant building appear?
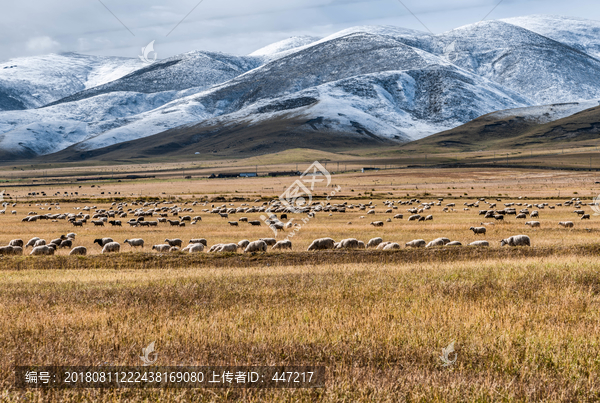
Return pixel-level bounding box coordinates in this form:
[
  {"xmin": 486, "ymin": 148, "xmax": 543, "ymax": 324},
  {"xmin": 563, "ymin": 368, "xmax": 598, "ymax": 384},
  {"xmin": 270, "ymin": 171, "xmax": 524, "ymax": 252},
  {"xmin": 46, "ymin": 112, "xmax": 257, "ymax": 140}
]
[
  {"xmin": 362, "ymin": 167, "xmax": 380, "ymax": 173},
  {"xmin": 240, "ymin": 173, "xmax": 257, "ymax": 177},
  {"xmin": 268, "ymin": 171, "xmax": 301, "ymax": 177}
]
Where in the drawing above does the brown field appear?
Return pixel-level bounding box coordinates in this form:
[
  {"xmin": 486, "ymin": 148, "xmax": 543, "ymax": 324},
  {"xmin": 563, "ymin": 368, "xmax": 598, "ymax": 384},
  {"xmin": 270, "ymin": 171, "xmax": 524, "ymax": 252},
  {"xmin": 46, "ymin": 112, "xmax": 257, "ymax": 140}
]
[{"xmin": 2, "ymin": 166, "xmax": 600, "ymax": 401}]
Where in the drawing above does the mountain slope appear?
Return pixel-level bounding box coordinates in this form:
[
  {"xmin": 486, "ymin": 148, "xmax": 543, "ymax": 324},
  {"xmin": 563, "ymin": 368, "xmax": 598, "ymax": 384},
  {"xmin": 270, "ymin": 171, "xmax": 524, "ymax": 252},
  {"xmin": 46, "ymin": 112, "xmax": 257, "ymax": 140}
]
[
  {"xmin": 502, "ymin": 15, "xmax": 600, "ymax": 59},
  {"xmin": 400, "ymin": 100, "xmax": 600, "ymax": 152},
  {"xmin": 0, "ymin": 53, "xmax": 140, "ymax": 111}
]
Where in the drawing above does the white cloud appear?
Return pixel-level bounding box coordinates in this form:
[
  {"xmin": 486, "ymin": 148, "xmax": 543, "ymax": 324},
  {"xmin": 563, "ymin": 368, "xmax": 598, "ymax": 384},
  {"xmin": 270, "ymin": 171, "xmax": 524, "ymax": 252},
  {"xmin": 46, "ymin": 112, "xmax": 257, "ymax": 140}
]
[{"xmin": 26, "ymin": 36, "xmax": 60, "ymax": 53}]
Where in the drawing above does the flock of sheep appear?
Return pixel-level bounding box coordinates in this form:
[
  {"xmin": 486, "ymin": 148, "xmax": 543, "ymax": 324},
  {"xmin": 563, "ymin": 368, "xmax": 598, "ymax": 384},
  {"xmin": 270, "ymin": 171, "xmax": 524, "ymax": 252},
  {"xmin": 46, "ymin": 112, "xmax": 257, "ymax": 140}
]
[{"xmin": 0, "ymin": 195, "xmax": 593, "ymax": 257}]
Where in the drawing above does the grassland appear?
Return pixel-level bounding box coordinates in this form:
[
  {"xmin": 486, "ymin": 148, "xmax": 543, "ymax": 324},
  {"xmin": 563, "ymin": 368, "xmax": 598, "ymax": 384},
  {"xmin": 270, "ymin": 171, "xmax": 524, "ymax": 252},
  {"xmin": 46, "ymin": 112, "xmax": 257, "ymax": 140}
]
[{"xmin": 2, "ymin": 166, "xmax": 600, "ymax": 401}]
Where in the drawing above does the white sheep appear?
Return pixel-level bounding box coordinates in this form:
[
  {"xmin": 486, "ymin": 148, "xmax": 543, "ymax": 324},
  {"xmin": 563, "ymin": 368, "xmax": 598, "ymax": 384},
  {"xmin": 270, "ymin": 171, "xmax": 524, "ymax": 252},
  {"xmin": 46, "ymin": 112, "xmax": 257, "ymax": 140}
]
[
  {"xmin": 426, "ymin": 238, "xmax": 449, "ymax": 248},
  {"xmin": 525, "ymin": 221, "xmax": 540, "ymax": 228},
  {"xmin": 408, "ymin": 215, "xmax": 421, "ymax": 221},
  {"xmin": 367, "ymin": 237, "xmax": 383, "ymax": 248},
  {"xmin": 101, "ymin": 242, "xmax": 121, "ymax": 253},
  {"xmin": 405, "ymin": 239, "xmax": 426, "ymax": 248},
  {"xmin": 445, "ymin": 241, "xmax": 462, "ymax": 246},
  {"xmin": 469, "ymin": 240, "xmax": 489, "ymax": 247},
  {"xmin": 215, "ymin": 243, "xmax": 238, "ymax": 253},
  {"xmin": 69, "ymin": 246, "xmax": 87, "ymax": 256},
  {"xmin": 260, "ymin": 238, "xmax": 277, "ymax": 246},
  {"xmin": 25, "ymin": 237, "xmax": 40, "ymax": 248},
  {"xmin": 124, "ymin": 238, "xmax": 144, "ymax": 248},
  {"xmin": 189, "ymin": 238, "xmax": 207, "ymax": 246},
  {"xmin": 30, "ymin": 245, "xmax": 55, "ymax": 256},
  {"xmin": 9, "ymin": 239, "xmax": 23, "ymax": 248},
  {"xmin": 307, "ymin": 238, "xmax": 335, "ymax": 251},
  {"xmin": 245, "ymin": 240, "xmax": 267, "ymax": 253},
  {"xmin": 500, "ymin": 235, "xmax": 531, "ymax": 247},
  {"xmin": 335, "ymin": 238, "xmax": 360, "ymax": 249},
  {"xmin": 382, "ymin": 243, "xmax": 400, "ymax": 250},
  {"xmin": 272, "ymin": 240, "xmax": 292, "ymax": 250},
  {"xmin": 376, "ymin": 242, "xmax": 391, "ymax": 250},
  {"xmin": 237, "ymin": 240, "xmax": 250, "ymax": 249},
  {"xmin": 558, "ymin": 221, "xmax": 574, "ymax": 228},
  {"xmin": 152, "ymin": 244, "xmax": 171, "ymax": 253},
  {"xmin": 370, "ymin": 221, "xmax": 384, "ymax": 227},
  {"xmin": 34, "ymin": 239, "xmax": 47, "ymax": 248},
  {"xmin": 187, "ymin": 243, "xmax": 205, "ymax": 253}
]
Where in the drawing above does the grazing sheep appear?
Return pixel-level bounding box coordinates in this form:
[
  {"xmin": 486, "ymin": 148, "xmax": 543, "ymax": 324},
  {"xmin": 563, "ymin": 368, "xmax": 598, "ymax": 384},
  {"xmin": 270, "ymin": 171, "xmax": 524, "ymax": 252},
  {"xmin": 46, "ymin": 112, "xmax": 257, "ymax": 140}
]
[
  {"xmin": 525, "ymin": 221, "xmax": 540, "ymax": 228},
  {"xmin": 405, "ymin": 239, "xmax": 426, "ymax": 248},
  {"xmin": 0, "ymin": 246, "xmax": 15, "ymax": 255},
  {"xmin": 69, "ymin": 246, "xmax": 87, "ymax": 256},
  {"xmin": 92, "ymin": 220, "xmax": 105, "ymax": 226},
  {"xmin": 237, "ymin": 240, "xmax": 250, "ymax": 249},
  {"xmin": 152, "ymin": 244, "xmax": 171, "ymax": 252},
  {"xmin": 58, "ymin": 239, "xmax": 73, "ymax": 249},
  {"xmin": 383, "ymin": 243, "xmax": 400, "ymax": 250},
  {"xmin": 516, "ymin": 213, "xmax": 527, "ymax": 219},
  {"xmin": 165, "ymin": 238, "xmax": 183, "ymax": 247},
  {"xmin": 370, "ymin": 221, "xmax": 384, "ymax": 227},
  {"xmin": 469, "ymin": 227, "xmax": 486, "ymax": 235},
  {"xmin": 445, "ymin": 241, "xmax": 462, "ymax": 246},
  {"xmin": 530, "ymin": 211, "xmax": 539, "ymax": 218},
  {"xmin": 217, "ymin": 243, "xmax": 239, "ymax": 253},
  {"xmin": 11, "ymin": 246, "xmax": 23, "ymax": 255},
  {"xmin": 229, "ymin": 221, "xmax": 239, "ymax": 226},
  {"xmin": 408, "ymin": 215, "xmax": 421, "ymax": 221},
  {"xmin": 272, "ymin": 240, "xmax": 292, "ymax": 250},
  {"xmin": 581, "ymin": 214, "xmax": 591, "ymax": 220},
  {"xmin": 260, "ymin": 238, "xmax": 277, "ymax": 246},
  {"xmin": 169, "ymin": 246, "xmax": 180, "ymax": 253},
  {"xmin": 34, "ymin": 239, "xmax": 46, "ymax": 248},
  {"xmin": 558, "ymin": 221, "xmax": 574, "ymax": 228},
  {"xmin": 67, "ymin": 233, "xmax": 76, "ymax": 239},
  {"xmin": 426, "ymin": 238, "xmax": 449, "ymax": 248},
  {"xmin": 30, "ymin": 245, "xmax": 55, "ymax": 256},
  {"xmin": 393, "ymin": 214, "xmax": 403, "ymax": 219},
  {"xmin": 9, "ymin": 239, "xmax": 23, "ymax": 248},
  {"xmin": 189, "ymin": 238, "xmax": 208, "ymax": 246},
  {"xmin": 187, "ymin": 243, "xmax": 205, "ymax": 253},
  {"xmin": 425, "ymin": 215, "xmax": 433, "ymax": 221},
  {"xmin": 469, "ymin": 240, "xmax": 489, "ymax": 247},
  {"xmin": 93, "ymin": 238, "xmax": 113, "ymax": 247},
  {"xmin": 50, "ymin": 236, "xmax": 66, "ymax": 246},
  {"xmin": 25, "ymin": 237, "xmax": 40, "ymax": 248},
  {"xmin": 249, "ymin": 220, "xmax": 261, "ymax": 226},
  {"xmin": 494, "ymin": 215, "xmax": 504, "ymax": 221},
  {"xmin": 573, "ymin": 210, "xmax": 585, "ymax": 216},
  {"xmin": 377, "ymin": 242, "xmax": 391, "ymax": 250},
  {"xmin": 101, "ymin": 242, "xmax": 120, "ymax": 254},
  {"xmin": 124, "ymin": 238, "xmax": 145, "ymax": 248},
  {"xmin": 109, "ymin": 220, "xmax": 122, "ymax": 226},
  {"xmin": 336, "ymin": 238, "xmax": 360, "ymax": 249},
  {"xmin": 357, "ymin": 241, "xmax": 366, "ymax": 249},
  {"xmin": 307, "ymin": 238, "xmax": 335, "ymax": 251},
  {"xmin": 245, "ymin": 240, "xmax": 267, "ymax": 253},
  {"xmin": 500, "ymin": 235, "xmax": 531, "ymax": 247},
  {"xmin": 367, "ymin": 237, "xmax": 383, "ymax": 248}
]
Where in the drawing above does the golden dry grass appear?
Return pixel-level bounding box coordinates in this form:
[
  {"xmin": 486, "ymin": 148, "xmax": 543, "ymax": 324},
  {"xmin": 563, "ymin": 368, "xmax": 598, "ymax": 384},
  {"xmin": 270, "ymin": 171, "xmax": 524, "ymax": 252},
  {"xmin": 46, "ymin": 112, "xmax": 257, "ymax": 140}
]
[
  {"xmin": 2, "ymin": 167, "xmax": 600, "ymax": 401},
  {"xmin": 2, "ymin": 255, "xmax": 600, "ymax": 401}
]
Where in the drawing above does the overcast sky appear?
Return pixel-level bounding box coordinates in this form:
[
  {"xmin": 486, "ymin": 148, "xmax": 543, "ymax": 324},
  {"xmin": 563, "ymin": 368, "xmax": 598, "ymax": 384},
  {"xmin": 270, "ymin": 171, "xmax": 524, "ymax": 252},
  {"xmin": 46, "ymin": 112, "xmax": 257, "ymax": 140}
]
[{"xmin": 2, "ymin": 0, "xmax": 600, "ymax": 61}]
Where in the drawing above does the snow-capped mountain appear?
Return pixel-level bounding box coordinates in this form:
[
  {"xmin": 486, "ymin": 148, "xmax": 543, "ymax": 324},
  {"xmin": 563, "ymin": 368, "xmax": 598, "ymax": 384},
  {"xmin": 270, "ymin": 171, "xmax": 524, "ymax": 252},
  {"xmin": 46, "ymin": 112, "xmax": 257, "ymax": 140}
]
[
  {"xmin": 1, "ymin": 14, "xmax": 600, "ymax": 161},
  {"xmin": 0, "ymin": 53, "xmax": 140, "ymax": 111}
]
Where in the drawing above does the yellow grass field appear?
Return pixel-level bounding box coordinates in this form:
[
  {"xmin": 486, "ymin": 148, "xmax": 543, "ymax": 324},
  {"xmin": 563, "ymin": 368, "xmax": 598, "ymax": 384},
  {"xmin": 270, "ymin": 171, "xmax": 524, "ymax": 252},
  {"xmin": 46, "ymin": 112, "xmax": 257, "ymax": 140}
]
[{"xmin": 2, "ymin": 167, "xmax": 600, "ymax": 401}]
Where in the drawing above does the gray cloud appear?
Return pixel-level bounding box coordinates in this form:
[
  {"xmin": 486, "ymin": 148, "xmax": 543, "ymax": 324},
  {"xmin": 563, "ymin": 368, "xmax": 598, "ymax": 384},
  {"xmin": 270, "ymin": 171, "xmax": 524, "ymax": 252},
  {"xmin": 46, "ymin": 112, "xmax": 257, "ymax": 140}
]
[{"xmin": 1, "ymin": 0, "xmax": 600, "ymax": 62}]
